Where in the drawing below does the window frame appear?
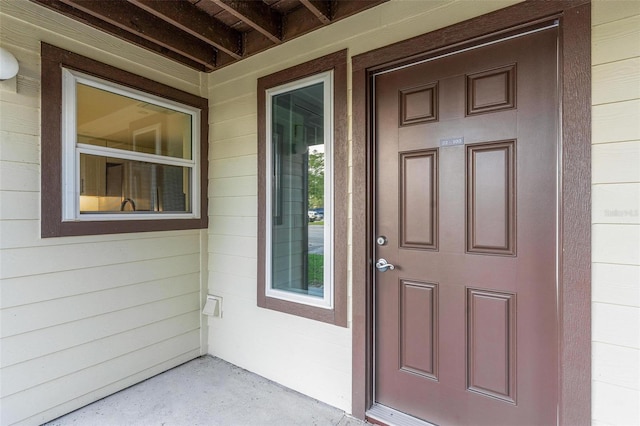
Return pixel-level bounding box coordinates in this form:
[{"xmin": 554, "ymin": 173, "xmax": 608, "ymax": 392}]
[
  {"xmin": 257, "ymin": 50, "xmax": 348, "ymax": 327},
  {"xmin": 41, "ymin": 43, "xmax": 208, "ymax": 237},
  {"xmin": 61, "ymin": 69, "xmax": 201, "ymax": 222},
  {"xmin": 265, "ymin": 71, "xmax": 334, "ymax": 309}
]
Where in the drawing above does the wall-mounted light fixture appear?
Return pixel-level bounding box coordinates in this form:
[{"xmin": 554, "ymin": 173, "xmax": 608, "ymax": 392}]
[{"xmin": 0, "ymin": 47, "xmax": 19, "ymax": 80}]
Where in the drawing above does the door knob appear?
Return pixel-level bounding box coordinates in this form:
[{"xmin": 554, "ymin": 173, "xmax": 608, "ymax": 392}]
[{"xmin": 375, "ymin": 258, "xmax": 395, "ymax": 272}]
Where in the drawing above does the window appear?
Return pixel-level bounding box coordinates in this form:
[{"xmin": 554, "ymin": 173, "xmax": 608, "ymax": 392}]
[
  {"xmin": 267, "ymin": 73, "xmax": 333, "ymax": 307},
  {"xmin": 41, "ymin": 43, "xmax": 208, "ymax": 237},
  {"xmin": 257, "ymin": 50, "xmax": 347, "ymax": 326}
]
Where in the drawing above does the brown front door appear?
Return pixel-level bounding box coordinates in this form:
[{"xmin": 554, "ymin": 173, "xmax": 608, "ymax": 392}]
[{"xmin": 374, "ymin": 26, "xmax": 559, "ymax": 425}]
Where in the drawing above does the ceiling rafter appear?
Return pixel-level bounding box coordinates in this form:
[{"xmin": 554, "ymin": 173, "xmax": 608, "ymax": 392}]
[
  {"xmin": 332, "ymin": 0, "xmax": 386, "ymax": 20},
  {"xmin": 31, "ymin": 0, "xmax": 208, "ymax": 71},
  {"xmin": 210, "ymin": 0, "xmax": 282, "ymax": 44},
  {"xmin": 56, "ymin": 0, "xmax": 218, "ymax": 69},
  {"xmin": 128, "ymin": 0, "xmax": 243, "ymax": 60},
  {"xmin": 299, "ymin": 0, "xmax": 331, "ymax": 24},
  {"xmin": 29, "ymin": 0, "xmax": 390, "ymax": 72}
]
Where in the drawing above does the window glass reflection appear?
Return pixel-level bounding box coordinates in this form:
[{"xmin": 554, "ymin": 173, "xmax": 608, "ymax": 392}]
[
  {"xmin": 271, "ymin": 82, "xmax": 325, "ymax": 298},
  {"xmin": 76, "ymin": 83, "xmax": 192, "ymax": 160},
  {"xmin": 79, "ymin": 154, "xmax": 191, "ymax": 214}
]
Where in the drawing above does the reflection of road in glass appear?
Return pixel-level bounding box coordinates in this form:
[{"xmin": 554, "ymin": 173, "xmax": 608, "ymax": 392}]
[{"xmin": 308, "ymin": 225, "xmax": 324, "ymax": 254}]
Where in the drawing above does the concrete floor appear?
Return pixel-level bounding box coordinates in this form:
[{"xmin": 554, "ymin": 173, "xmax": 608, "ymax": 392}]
[{"xmin": 45, "ymin": 356, "xmax": 368, "ymax": 426}]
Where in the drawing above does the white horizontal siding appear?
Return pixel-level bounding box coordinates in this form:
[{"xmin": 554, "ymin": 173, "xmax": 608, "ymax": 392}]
[
  {"xmin": 0, "ymin": 102, "xmax": 39, "ymax": 136},
  {"xmin": 1, "ymin": 254, "xmax": 199, "ymax": 308},
  {"xmin": 208, "ymin": 176, "xmax": 257, "ymax": 197},
  {"xmin": 2, "ymin": 332, "xmax": 201, "ymax": 425},
  {"xmin": 593, "ymin": 263, "xmax": 640, "ymax": 308},
  {"xmin": 592, "ymin": 224, "xmax": 640, "ymax": 266},
  {"xmin": 593, "ymin": 15, "xmax": 640, "ymax": 64},
  {"xmin": 208, "ymin": 270, "xmax": 257, "ymax": 300},
  {"xmin": 0, "ymin": 192, "xmax": 38, "ymax": 220},
  {"xmin": 17, "ymin": 351, "xmax": 199, "ymax": 426},
  {"xmin": 209, "ymin": 251, "xmax": 258, "ymax": 278},
  {"xmin": 1, "ymin": 293, "xmax": 199, "ymax": 368},
  {"xmin": 0, "ymin": 1, "xmax": 206, "ymax": 424},
  {"xmin": 593, "ymin": 100, "xmax": 640, "ymax": 144},
  {"xmin": 593, "ymin": 303, "xmax": 640, "ymax": 348},
  {"xmin": 593, "ymin": 342, "xmax": 640, "ymax": 390},
  {"xmin": 208, "ymin": 235, "xmax": 257, "ymax": 257},
  {"xmin": 1, "ymin": 273, "xmax": 199, "ymax": 337},
  {"xmin": 0, "ymin": 131, "xmax": 39, "ymax": 164},
  {"xmin": 592, "ymin": 58, "xmax": 640, "ymax": 104},
  {"xmin": 592, "ymin": 0, "xmax": 640, "ymax": 25},
  {"xmin": 1, "ymin": 312, "xmax": 199, "ymax": 397},
  {"xmin": 0, "ymin": 234, "xmax": 200, "ymax": 278},
  {"xmin": 210, "ymin": 93, "xmax": 257, "ymax": 124},
  {"xmin": 593, "ymin": 381, "xmax": 640, "ymax": 426},
  {"xmin": 209, "ymin": 155, "xmax": 257, "ymax": 179},
  {"xmin": 210, "ymin": 134, "xmax": 257, "ymax": 159},
  {"xmin": 592, "ymin": 2, "xmax": 640, "ymax": 425},
  {"xmin": 592, "ymin": 141, "xmax": 640, "ymax": 183},
  {"xmin": 592, "ymin": 184, "xmax": 640, "ymax": 224},
  {"xmin": 0, "ymin": 161, "xmax": 39, "ymax": 192}
]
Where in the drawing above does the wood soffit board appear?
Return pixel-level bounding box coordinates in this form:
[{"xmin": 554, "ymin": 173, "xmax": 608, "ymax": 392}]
[{"xmin": 31, "ymin": 0, "xmax": 389, "ymax": 72}]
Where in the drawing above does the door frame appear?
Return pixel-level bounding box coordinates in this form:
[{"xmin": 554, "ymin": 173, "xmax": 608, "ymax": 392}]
[{"xmin": 351, "ymin": 1, "xmax": 591, "ymax": 424}]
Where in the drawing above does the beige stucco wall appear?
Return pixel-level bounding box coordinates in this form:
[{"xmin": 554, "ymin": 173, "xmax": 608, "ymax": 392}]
[
  {"xmin": 206, "ymin": 0, "xmax": 522, "ymax": 413},
  {"xmin": 591, "ymin": 2, "xmax": 640, "ymax": 425},
  {"xmin": 0, "ymin": 2, "xmax": 208, "ymax": 424}
]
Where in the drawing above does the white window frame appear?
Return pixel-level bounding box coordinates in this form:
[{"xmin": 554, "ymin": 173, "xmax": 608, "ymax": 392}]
[
  {"xmin": 264, "ymin": 71, "xmax": 334, "ymax": 309},
  {"xmin": 61, "ymin": 68, "xmax": 201, "ymax": 221}
]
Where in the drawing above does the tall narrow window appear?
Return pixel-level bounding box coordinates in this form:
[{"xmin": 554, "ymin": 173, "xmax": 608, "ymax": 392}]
[
  {"xmin": 266, "ymin": 73, "xmax": 333, "ymax": 308},
  {"xmin": 257, "ymin": 50, "xmax": 347, "ymax": 326}
]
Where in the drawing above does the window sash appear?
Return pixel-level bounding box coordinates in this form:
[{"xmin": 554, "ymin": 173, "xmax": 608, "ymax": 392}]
[
  {"xmin": 61, "ymin": 68, "xmax": 200, "ymax": 222},
  {"xmin": 77, "ymin": 144, "xmax": 196, "ymax": 168},
  {"xmin": 264, "ymin": 71, "xmax": 334, "ymax": 309}
]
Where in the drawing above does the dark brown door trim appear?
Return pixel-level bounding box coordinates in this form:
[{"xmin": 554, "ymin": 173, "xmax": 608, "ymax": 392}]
[{"xmin": 351, "ymin": 1, "xmax": 591, "ymax": 424}]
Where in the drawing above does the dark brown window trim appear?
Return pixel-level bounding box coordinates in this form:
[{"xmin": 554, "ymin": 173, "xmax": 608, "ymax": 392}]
[
  {"xmin": 40, "ymin": 43, "xmax": 208, "ymax": 237},
  {"xmin": 351, "ymin": 1, "xmax": 590, "ymax": 423},
  {"xmin": 257, "ymin": 49, "xmax": 348, "ymax": 327}
]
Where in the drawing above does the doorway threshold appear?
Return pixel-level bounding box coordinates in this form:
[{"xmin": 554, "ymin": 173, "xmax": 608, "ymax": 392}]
[{"xmin": 366, "ymin": 404, "xmax": 437, "ymax": 426}]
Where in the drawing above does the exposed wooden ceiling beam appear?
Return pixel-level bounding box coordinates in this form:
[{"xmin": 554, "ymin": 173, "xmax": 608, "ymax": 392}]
[
  {"xmin": 211, "ymin": 0, "xmax": 282, "ymax": 44},
  {"xmin": 332, "ymin": 0, "xmax": 388, "ymax": 20},
  {"xmin": 31, "ymin": 0, "xmax": 391, "ymax": 73},
  {"xmin": 128, "ymin": 0, "xmax": 242, "ymax": 59},
  {"xmin": 57, "ymin": 0, "xmax": 217, "ymax": 69},
  {"xmin": 31, "ymin": 0, "xmax": 208, "ymax": 71},
  {"xmin": 299, "ymin": 0, "xmax": 331, "ymax": 24}
]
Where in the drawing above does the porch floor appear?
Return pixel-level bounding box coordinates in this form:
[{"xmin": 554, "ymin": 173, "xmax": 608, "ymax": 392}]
[{"xmin": 45, "ymin": 356, "xmax": 367, "ymax": 426}]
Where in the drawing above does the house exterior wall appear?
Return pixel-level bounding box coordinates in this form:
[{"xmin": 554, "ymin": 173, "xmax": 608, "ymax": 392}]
[
  {"xmin": 0, "ymin": 2, "xmax": 208, "ymax": 425},
  {"xmin": 0, "ymin": 0, "xmax": 637, "ymax": 425},
  {"xmin": 591, "ymin": 2, "xmax": 640, "ymax": 425},
  {"xmin": 206, "ymin": 0, "xmax": 522, "ymax": 413},
  {"xmin": 209, "ymin": 0, "xmax": 639, "ymax": 423}
]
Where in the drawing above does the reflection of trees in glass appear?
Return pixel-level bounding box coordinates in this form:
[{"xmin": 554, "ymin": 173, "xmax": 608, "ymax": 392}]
[
  {"xmin": 308, "ymin": 254, "xmax": 324, "ymax": 287},
  {"xmin": 308, "ymin": 149, "xmax": 324, "ymax": 208}
]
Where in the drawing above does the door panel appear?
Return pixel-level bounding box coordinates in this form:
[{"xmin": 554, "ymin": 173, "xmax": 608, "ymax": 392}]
[
  {"xmin": 400, "ymin": 279, "xmax": 438, "ymax": 379},
  {"xmin": 466, "ymin": 141, "xmax": 516, "ymax": 255},
  {"xmin": 400, "ymin": 150, "xmax": 438, "ymax": 249},
  {"xmin": 466, "ymin": 288, "xmax": 517, "ymax": 403},
  {"xmin": 374, "ymin": 27, "xmax": 558, "ymax": 425}
]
